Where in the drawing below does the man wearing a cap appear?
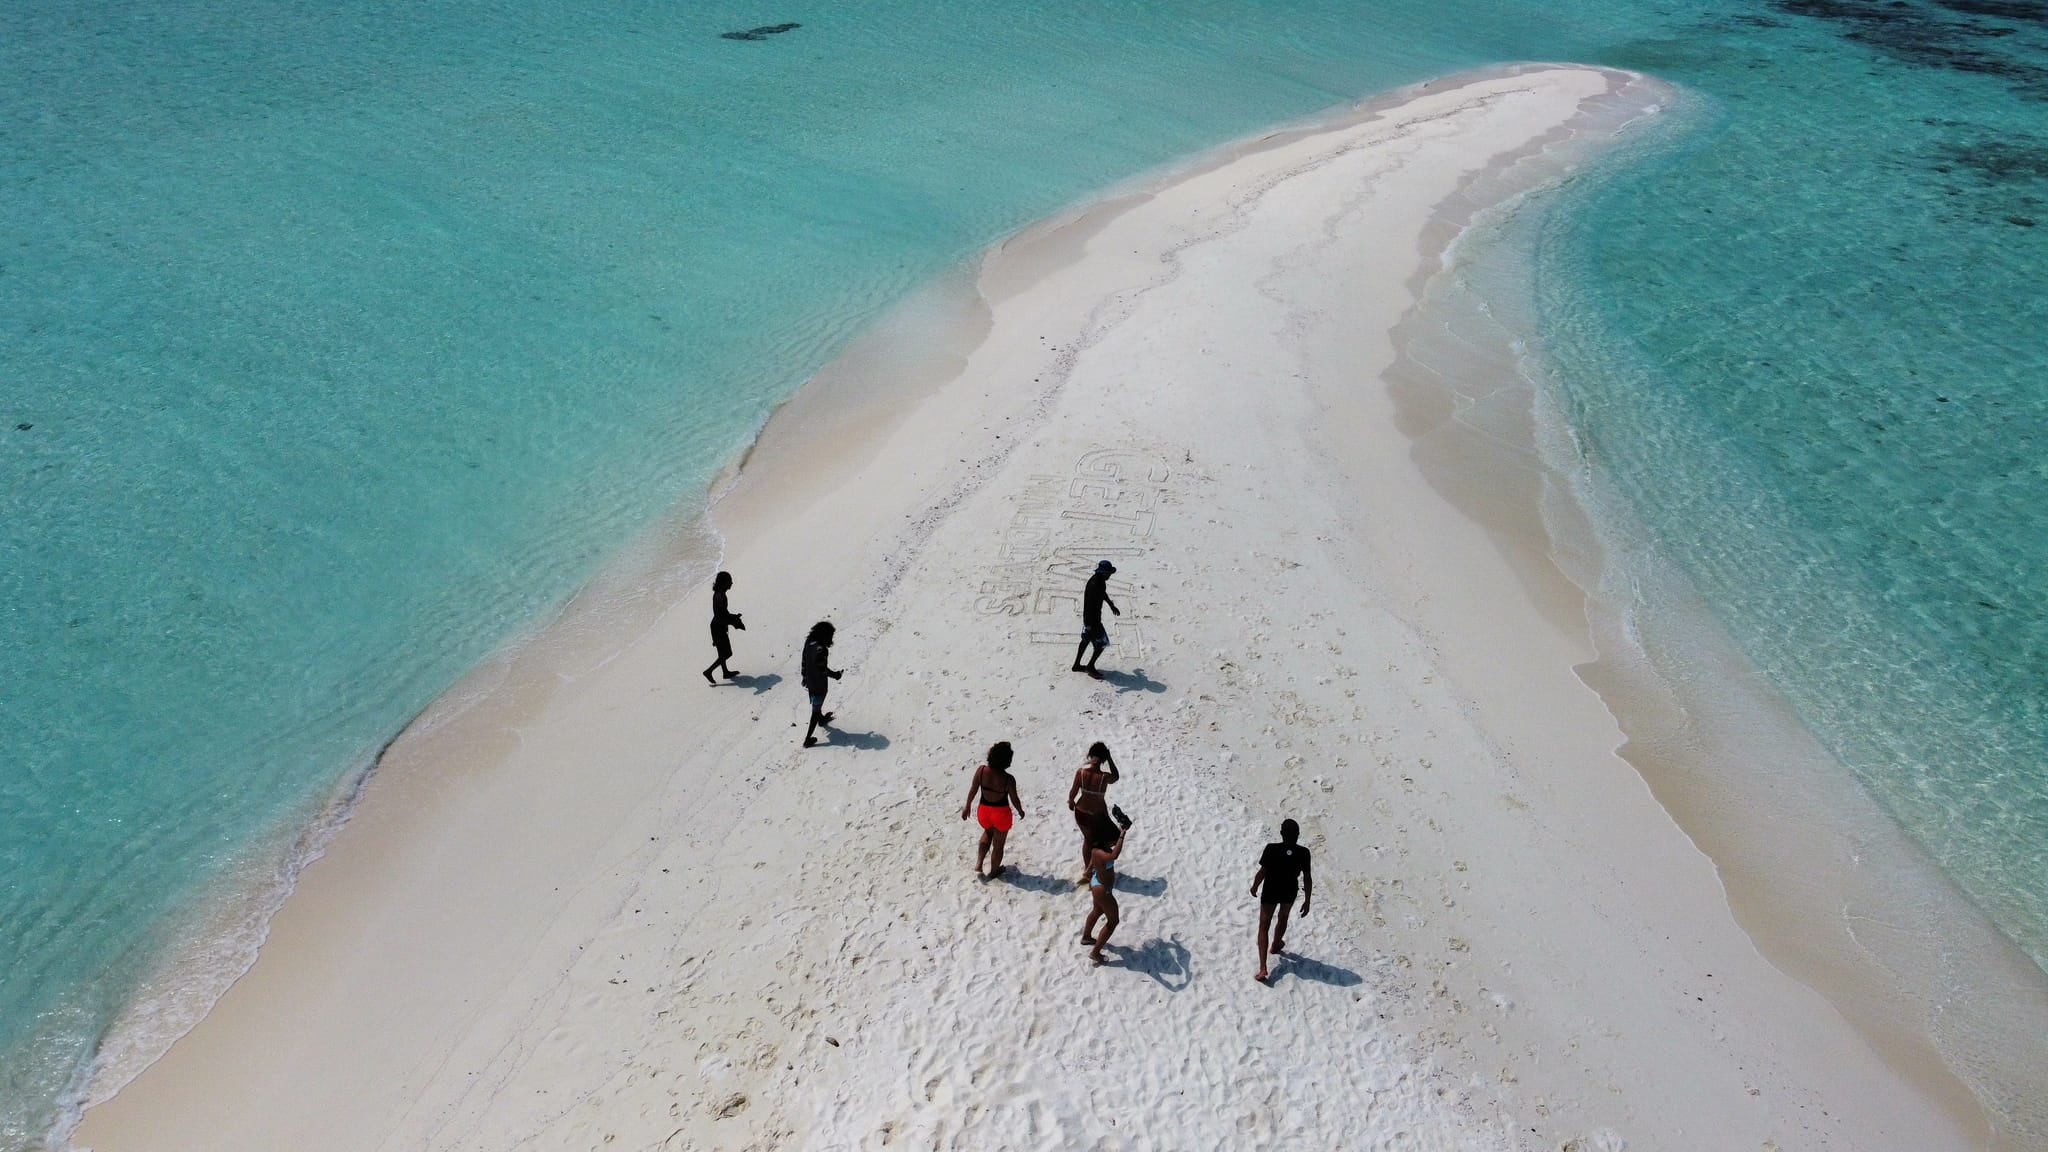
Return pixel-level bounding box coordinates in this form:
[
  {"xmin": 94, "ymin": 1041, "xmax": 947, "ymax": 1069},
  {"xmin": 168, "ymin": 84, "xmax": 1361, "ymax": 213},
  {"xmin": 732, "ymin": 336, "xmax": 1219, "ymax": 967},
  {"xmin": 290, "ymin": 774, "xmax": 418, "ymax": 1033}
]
[{"xmin": 1072, "ymin": 559, "xmax": 1121, "ymax": 679}]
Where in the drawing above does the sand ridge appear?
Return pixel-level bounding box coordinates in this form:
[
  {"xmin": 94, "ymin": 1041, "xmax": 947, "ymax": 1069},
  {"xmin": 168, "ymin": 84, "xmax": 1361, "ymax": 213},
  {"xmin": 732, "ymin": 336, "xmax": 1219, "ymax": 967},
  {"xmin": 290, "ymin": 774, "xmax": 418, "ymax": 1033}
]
[{"xmin": 75, "ymin": 65, "xmax": 1988, "ymax": 1152}]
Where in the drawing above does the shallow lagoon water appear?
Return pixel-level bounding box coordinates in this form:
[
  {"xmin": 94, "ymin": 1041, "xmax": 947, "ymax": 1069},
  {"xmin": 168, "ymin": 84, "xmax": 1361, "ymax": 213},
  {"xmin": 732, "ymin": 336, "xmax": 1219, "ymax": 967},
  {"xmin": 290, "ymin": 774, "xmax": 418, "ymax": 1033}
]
[
  {"xmin": 1552, "ymin": 3, "xmax": 2048, "ymax": 961},
  {"xmin": 3, "ymin": 0, "xmax": 2045, "ymax": 1144}
]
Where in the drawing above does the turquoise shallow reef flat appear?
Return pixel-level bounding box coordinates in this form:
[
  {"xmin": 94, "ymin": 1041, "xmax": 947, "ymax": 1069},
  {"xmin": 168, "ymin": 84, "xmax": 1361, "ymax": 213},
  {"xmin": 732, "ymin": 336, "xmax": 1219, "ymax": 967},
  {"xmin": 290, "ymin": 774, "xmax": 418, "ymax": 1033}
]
[
  {"xmin": 1547, "ymin": 1, "xmax": 2048, "ymax": 987},
  {"xmin": 2, "ymin": 0, "xmax": 2045, "ymax": 1144}
]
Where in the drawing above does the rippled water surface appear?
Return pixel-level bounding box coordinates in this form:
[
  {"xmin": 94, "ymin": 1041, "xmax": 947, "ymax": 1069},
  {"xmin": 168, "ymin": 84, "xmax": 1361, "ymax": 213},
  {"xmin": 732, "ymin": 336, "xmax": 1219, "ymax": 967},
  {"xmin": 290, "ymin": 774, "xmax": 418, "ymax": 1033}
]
[
  {"xmin": 1547, "ymin": 0, "xmax": 2048, "ymax": 967},
  {"xmin": 3, "ymin": 0, "xmax": 2044, "ymax": 1143}
]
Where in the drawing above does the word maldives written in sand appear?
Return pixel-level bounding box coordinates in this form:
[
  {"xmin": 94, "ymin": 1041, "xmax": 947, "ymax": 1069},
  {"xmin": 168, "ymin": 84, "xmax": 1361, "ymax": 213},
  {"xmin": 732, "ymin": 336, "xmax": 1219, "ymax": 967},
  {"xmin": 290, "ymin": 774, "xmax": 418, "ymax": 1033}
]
[{"xmin": 975, "ymin": 445, "xmax": 1175, "ymax": 654}]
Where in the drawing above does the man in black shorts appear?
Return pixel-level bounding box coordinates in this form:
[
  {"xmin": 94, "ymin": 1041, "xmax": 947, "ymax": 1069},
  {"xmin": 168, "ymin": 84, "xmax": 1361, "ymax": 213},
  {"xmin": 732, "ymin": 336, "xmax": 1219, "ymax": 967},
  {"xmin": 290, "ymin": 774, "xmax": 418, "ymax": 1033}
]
[
  {"xmin": 1250, "ymin": 818, "xmax": 1312, "ymax": 983},
  {"xmin": 1071, "ymin": 559, "xmax": 1120, "ymax": 679}
]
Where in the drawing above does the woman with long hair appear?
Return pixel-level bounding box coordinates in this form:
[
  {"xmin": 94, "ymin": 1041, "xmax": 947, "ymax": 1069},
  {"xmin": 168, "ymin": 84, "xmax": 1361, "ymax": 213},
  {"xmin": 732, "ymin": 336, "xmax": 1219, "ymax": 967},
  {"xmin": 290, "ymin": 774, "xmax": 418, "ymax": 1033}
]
[
  {"xmin": 1066, "ymin": 741, "xmax": 1120, "ymax": 882},
  {"xmin": 800, "ymin": 621, "xmax": 842, "ymax": 747},
  {"xmin": 702, "ymin": 571, "xmax": 744, "ymax": 684},
  {"xmin": 1082, "ymin": 808, "xmax": 1132, "ymax": 964},
  {"xmin": 961, "ymin": 741, "xmax": 1026, "ymax": 879}
]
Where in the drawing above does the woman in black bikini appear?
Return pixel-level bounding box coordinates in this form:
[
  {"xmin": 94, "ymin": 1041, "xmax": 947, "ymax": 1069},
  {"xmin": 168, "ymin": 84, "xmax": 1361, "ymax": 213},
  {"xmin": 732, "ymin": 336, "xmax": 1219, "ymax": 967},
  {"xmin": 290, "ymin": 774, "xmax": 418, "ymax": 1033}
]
[
  {"xmin": 1066, "ymin": 741, "xmax": 1120, "ymax": 882},
  {"xmin": 800, "ymin": 621, "xmax": 842, "ymax": 748},
  {"xmin": 702, "ymin": 571, "xmax": 744, "ymax": 684},
  {"xmin": 961, "ymin": 741, "xmax": 1026, "ymax": 879}
]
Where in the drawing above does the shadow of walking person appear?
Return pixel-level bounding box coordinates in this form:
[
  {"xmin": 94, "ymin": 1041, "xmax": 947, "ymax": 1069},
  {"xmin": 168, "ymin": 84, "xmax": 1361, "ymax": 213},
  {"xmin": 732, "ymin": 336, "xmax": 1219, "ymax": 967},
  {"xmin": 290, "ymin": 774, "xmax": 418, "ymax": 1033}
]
[
  {"xmin": 1268, "ymin": 953, "xmax": 1362, "ymax": 988},
  {"xmin": 726, "ymin": 672, "xmax": 781, "ymax": 695},
  {"xmin": 1109, "ymin": 935, "xmax": 1193, "ymax": 992},
  {"xmin": 994, "ymin": 868, "xmax": 1074, "ymax": 894},
  {"xmin": 1114, "ymin": 873, "xmax": 1169, "ymax": 898},
  {"xmin": 821, "ymin": 728, "xmax": 890, "ymax": 750},
  {"xmin": 1099, "ymin": 667, "xmax": 1167, "ymax": 694}
]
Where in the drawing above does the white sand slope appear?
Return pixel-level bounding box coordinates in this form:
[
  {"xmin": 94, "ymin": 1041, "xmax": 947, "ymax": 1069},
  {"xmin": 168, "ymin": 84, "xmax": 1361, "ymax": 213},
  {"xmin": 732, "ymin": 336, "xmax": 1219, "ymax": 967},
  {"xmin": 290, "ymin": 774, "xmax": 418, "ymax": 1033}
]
[{"xmin": 75, "ymin": 65, "xmax": 1997, "ymax": 1152}]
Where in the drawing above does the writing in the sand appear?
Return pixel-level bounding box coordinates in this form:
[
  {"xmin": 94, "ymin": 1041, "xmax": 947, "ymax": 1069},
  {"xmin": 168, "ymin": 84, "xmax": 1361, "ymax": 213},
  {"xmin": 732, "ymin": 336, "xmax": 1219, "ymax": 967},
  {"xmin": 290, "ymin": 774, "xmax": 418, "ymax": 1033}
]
[{"xmin": 976, "ymin": 446, "xmax": 1170, "ymax": 654}]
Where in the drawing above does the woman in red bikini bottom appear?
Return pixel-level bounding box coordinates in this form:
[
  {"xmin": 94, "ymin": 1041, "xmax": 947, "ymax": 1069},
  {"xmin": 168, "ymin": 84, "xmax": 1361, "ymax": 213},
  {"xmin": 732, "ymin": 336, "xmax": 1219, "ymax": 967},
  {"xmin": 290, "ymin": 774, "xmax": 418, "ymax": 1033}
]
[{"xmin": 961, "ymin": 741, "xmax": 1026, "ymax": 879}]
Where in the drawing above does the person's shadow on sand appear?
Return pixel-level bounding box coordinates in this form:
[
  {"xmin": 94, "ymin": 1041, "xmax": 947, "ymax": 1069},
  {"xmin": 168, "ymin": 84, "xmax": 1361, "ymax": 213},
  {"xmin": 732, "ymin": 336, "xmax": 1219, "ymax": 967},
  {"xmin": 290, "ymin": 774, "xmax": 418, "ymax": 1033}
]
[
  {"xmin": 1100, "ymin": 667, "xmax": 1166, "ymax": 694},
  {"xmin": 1113, "ymin": 873, "xmax": 1168, "ymax": 898},
  {"xmin": 1266, "ymin": 952, "xmax": 1362, "ymax": 988},
  {"xmin": 1105, "ymin": 935, "xmax": 1192, "ymax": 992},
  {"xmin": 994, "ymin": 868, "xmax": 1071, "ymax": 894},
  {"xmin": 724, "ymin": 672, "xmax": 781, "ymax": 695},
  {"xmin": 821, "ymin": 727, "xmax": 889, "ymax": 750}
]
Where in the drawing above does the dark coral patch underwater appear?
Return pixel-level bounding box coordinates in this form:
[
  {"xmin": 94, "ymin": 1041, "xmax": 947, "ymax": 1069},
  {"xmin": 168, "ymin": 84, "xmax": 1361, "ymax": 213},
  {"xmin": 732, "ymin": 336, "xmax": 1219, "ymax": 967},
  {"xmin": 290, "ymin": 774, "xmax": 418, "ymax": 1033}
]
[
  {"xmin": 1774, "ymin": 0, "xmax": 2048, "ymax": 95},
  {"xmin": 721, "ymin": 22, "xmax": 801, "ymax": 41}
]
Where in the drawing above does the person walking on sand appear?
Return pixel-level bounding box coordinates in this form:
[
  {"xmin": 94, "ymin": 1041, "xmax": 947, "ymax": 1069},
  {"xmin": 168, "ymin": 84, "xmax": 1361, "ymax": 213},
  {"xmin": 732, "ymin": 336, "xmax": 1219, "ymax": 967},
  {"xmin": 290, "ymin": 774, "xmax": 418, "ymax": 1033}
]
[
  {"xmin": 961, "ymin": 741, "xmax": 1026, "ymax": 880},
  {"xmin": 1251, "ymin": 818, "xmax": 1313, "ymax": 983},
  {"xmin": 1071, "ymin": 560, "xmax": 1120, "ymax": 679},
  {"xmin": 1067, "ymin": 741, "xmax": 1120, "ymax": 881},
  {"xmin": 703, "ymin": 571, "xmax": 745, "ymax": 684},
  {"xmin": 1081, "ymin": 807, "xmax": 1133, "ymax": 965},
  {"xmin": 800, "ymin": 621, "xmax": 842, "ymax": 747}
]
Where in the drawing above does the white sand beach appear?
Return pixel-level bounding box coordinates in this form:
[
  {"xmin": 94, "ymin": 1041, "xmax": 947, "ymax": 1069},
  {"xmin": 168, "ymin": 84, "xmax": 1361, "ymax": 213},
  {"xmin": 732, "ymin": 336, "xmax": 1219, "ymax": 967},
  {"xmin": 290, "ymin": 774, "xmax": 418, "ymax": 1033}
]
[{"xmin": 74, "ymin": 64, "xmax": 2011, "ymax": 1150}]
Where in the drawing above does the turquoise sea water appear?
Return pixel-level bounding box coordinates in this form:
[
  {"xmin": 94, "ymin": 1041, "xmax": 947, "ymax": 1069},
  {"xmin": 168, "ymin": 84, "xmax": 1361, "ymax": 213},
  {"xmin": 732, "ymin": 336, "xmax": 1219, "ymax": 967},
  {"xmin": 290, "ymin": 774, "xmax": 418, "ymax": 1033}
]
[
  {"xmin": 1542, "ymin": 4, "xmax": 2048, "ymax": 968},
  {"xmin": 3, "ymin": 0, "xmax": 2044, "ymax": 1144}
]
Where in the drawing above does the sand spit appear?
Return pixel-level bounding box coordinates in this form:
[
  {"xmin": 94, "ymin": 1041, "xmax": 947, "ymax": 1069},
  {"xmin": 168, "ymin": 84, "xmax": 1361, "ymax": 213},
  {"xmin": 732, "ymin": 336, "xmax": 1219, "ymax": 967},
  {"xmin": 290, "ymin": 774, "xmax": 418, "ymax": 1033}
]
[{"xmin": 76, "ymin": 65, "xmax": 1990, "ymax": 1151}]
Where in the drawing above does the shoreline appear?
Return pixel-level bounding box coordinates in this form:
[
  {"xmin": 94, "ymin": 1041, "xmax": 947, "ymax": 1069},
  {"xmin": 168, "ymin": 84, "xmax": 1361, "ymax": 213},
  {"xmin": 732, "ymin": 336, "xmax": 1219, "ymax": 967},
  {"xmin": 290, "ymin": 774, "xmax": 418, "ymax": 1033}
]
[
  {"xmin": 1375, "ymin": 84, "xmax": 2048, "ymax": 1142},
  {"xmin": 71, "ymin": 63, "xmax": 2031, "ymax": 1149}
]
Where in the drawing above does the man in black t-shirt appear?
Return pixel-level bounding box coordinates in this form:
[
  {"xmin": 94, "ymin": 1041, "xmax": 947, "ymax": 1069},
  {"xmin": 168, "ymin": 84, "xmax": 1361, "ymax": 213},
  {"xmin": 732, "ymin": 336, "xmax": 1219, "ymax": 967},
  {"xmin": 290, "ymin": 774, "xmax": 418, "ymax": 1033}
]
[
  {"xmin": 1250, "ymin": 818, "xmax": 1312, "ymax": 983},
  {"xmin": 1071, "ymin": 560, "xmax": 1120, "ymax": 679}
]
